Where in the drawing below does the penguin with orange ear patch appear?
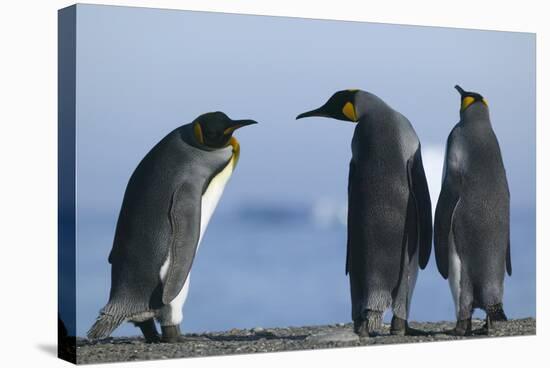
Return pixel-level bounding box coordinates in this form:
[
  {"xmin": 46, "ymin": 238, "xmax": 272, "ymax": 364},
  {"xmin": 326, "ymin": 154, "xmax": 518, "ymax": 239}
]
[
  {"xmin": 297, "ymin": 90, "xmax": 432, "ymax": 337},
  {"xmin": 435, "ymin": 85, "xmax": 511, "ymax": 336},
  {"xmin": 88, "ymin": 112, "xmax": 257, "ymax": 343}
]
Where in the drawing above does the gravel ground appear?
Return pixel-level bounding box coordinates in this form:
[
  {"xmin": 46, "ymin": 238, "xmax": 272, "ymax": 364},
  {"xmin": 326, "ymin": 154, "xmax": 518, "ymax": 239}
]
[{"xmin": 76, "ymin": 318, "xmax": 535, "ymax": 364}]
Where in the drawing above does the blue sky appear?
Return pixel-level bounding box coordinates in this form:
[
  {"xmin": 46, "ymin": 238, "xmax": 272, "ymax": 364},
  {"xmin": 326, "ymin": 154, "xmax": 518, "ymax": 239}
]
[{"xmin": 70, "ymin": 4, "xmax": 535, "ymax": 336}]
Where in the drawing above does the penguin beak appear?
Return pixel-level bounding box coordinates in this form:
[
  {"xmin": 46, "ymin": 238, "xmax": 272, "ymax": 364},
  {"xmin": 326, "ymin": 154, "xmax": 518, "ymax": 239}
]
[
  {"xmin": 454, "ymin": 85, "xmax": 466, "ymax": 97},
  {"xmin": 296, "ymin": 107, "xmax": 329, "ymax": 120},
  {"xmin": 233, "ymin": 119, "xmax": 258, "ymax": 128},
  {"xmin": 223, "ymin": 119, "xmax": 258, "ymax": 135}
]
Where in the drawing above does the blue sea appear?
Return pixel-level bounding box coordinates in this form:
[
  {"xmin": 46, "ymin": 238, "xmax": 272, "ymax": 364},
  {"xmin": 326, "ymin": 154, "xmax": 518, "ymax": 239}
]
[{"xmin": 74, "ymin": 202, "xmax": 535, "ymax": 337}]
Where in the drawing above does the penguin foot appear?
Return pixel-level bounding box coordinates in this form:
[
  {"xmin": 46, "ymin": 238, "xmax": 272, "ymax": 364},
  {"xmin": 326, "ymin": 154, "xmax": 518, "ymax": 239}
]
[
  {"xmin": 390, "ymin": 316, "xmax": 407, "ymax": 336},
  {"xmin": 353, "ymin": 319, "xmax": 370, "ymax": 338},
  {"xmin": 135, "ymin": 319, "xmax": 161, "ymax": 343},
  {"xmin": 145, "ymin": 335, "xmax": 161, "ymax": 343},
  {"xmin": 471, "ymin": 326, "xmax": 489, "ymax": 336},
  {"xmin": 161, "ymin": 325, "xmax": 186, "ymax": 343},
  {"xmin": 161, "ymin": 336, "xmax": 188, "ymax": 343},
  {"xmin": 472, "ymin": 315, "xmax": 501, "ymax": 336},
  {"xmin": 405, "ymin": 327, "xmax": 429, "ymax": 336},
  {"xmin": 476, "ymin": 304, "xmax": 507, "ymax": 335},
  {"xmin": 449, "ymin": 328, "xmax": 469, "ymax": 337},
  {"xmin": 390, "ymin": 316, "xmax": 428, "ymax": 336},
  {"xmin": 449, "ymin": 319, "xmax": 472, "ymax": 336},
  {"xmin": 486, "ymin": 303, "xmax": 508, "ymax": 322},
  {"xmin": 353, "ymin": 319, "xmax": 380, "ymax": 338}
]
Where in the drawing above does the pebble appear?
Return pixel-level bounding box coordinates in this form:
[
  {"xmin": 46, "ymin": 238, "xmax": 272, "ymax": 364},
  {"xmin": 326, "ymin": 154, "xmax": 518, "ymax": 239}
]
[{"xmin": 306, "ymin": 329, "xmax": 360, "ymax": 343}]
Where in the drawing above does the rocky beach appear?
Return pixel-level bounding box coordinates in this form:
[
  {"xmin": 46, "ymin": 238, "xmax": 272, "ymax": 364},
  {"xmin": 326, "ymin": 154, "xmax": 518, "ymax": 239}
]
[{"xmin": 75, "ymin": 318, "xmax": 535, "ymax": 364}]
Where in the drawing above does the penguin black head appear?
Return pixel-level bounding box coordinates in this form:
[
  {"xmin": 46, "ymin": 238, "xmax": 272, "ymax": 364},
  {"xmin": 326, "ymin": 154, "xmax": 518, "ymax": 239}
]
[
  {"xmin": 455, "ymin": 85, "xmax": 488, "ymax": 112},
  {"xmin": 296, "ymin": 89, "xmax": 360, "ymax": 122},
  {"xmin": 193, "ymin": 111, "xmax": 258, "ymax": 148}
]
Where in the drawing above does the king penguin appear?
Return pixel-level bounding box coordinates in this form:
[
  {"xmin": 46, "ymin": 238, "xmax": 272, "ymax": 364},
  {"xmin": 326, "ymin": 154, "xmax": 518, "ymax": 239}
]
[
  {"xmin": 87, "ymin": 112, "xmax": 257, "ymax": 343},
  {"xmin": 296, "ymin": 89, "xmax": 432, "ymax": 337},
  {"xmin": 434, "ymin": 85, "xmax": 511, "ymax": 336}
]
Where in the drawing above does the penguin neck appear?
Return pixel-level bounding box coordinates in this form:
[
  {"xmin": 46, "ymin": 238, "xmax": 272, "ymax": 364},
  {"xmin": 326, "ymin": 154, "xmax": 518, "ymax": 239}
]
[
  {"xmin": 354, "ymin": 91, "xmax": 389, "ymax": 122},
  {"xmin": 460, "ymin": 103, "xmax": 491, "ymax": 124}
]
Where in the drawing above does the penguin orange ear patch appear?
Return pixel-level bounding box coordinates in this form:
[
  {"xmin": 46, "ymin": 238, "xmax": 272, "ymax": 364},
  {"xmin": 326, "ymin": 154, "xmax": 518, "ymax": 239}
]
[
  {"xmin": 342, "ymin": 102, "xmax": 358, "ymax": 122},
  {"xmin": 461, "ymin": 96, "xmax": 475, "ymax": 111},
  {"xmin": 194, "ymin": 122, "xmax": 204, "ymax": 144}
]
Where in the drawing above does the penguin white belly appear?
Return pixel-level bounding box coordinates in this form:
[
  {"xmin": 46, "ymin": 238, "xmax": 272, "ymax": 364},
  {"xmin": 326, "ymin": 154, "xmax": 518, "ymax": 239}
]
[
  {"xmin": 157, "ymin": 262, "xmax": 190, "ymax": 326},
  {"xmin": 158, "ymin": 157, "xmax": 236, "ymax": 325},
  {"xmin": 448, "ymin": 234, "xmax": 462, "ymax": 317},
  {"xmin": 198, "ymin": 159, "xmax": 235, "ymax": 246},
  {"xmin": 406, "ymin": 248, "xmax": 419, "ymax": 311}
]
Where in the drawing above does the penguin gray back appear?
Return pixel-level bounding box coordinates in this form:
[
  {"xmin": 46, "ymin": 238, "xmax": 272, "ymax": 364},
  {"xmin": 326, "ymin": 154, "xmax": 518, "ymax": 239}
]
[
  {"xmin": 435, "ymin": 86, "xmax": 511, "ymax": 293},
  {"xmin": 351, "ymin": 91, "xmax": 420, "ymax": 164},
  {"xmin": 297, "ymin": 90, "xmax": 432, "ymax": 332}
]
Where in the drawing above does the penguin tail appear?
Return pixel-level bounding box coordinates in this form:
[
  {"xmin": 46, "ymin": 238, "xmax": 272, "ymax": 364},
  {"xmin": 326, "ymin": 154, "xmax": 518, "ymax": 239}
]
[
  {"xmin": 86, "ymin": 310, "xmax": 126, "ymax": 340},
  {"xmin": 486, "ymin": 303, "xmax": 508, "ymax": 322}
]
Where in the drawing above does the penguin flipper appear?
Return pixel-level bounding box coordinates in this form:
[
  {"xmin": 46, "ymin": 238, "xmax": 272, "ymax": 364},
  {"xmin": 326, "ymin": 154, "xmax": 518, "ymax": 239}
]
[
  {"xmin": 345, "ymin": 161, "xmax": 355, "ymax": 275},
  {"xmin": 408, "ymin": 148, "xmax": 433, "ymax": 269},
  {"xmin": 506, "ymin": 235, "xmax": 512, "ymax": 276},
  {"xmin": 434, "ymin": 133, "xmax": 463, "ymax": 280},
  {"xmin": 162, "ymin": 181, "xmax": 202, "ymax": 305},
  {"xmin": 434, "ymin": 178, "xmax": 461, "ymax": 280}
]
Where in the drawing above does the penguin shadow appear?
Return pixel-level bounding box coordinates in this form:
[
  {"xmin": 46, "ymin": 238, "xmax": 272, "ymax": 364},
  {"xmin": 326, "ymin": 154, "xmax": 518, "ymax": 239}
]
[
  {"xmin": 206, "ymin": 331, "xmax": 307, "ymax": 342},
  {"xmin": 417, "ymin": 322, "xmax": 497, "ymax": 338}
]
